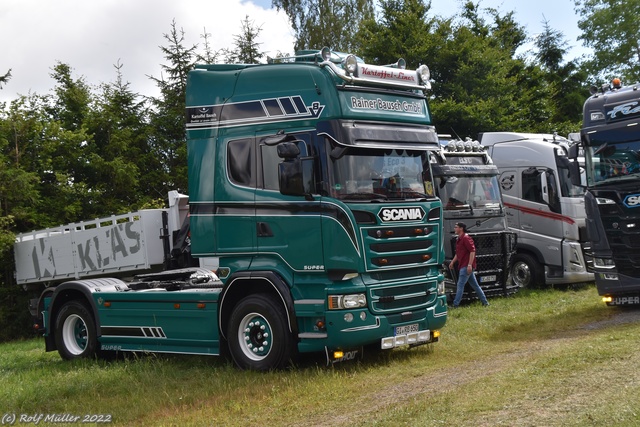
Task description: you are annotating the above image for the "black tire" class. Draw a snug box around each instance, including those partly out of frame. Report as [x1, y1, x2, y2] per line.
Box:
[227, 294, 295, 371]
[55, 300, 98, 360]
[511, 253, 543, 288]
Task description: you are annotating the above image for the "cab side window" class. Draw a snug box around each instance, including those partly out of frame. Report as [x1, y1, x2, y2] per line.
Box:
[522, 168, 543, 204]
[260, 133, 311, 191]
[228, 138, 255, 187]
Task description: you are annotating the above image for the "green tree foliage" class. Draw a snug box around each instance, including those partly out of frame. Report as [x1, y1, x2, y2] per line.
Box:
[227, 15, 265, 64]
[0, 69, 11, 89]
[429, 2, 547, 136]
[357, 0, 584, 136]
[83, 61, 158, 214]
[147, 20, 196, 195]
[574, 0, 640, 83]
[534, 19, 590, 131]
[357, 0, 437, 68]
[272, 0, 374, 52]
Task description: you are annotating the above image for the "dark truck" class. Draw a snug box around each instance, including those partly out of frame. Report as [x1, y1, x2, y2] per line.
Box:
[569, 79, 640, 305]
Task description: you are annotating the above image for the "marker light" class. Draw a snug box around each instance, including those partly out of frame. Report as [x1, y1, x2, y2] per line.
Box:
[612, 78, 622, 88]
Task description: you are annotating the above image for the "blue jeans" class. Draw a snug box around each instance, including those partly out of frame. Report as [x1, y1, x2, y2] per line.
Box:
[453, 267, 489, 307]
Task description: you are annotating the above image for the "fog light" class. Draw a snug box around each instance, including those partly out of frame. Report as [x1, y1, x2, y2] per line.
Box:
[334, 350, 344, 359]
[359, 311, 367, 321]
[344, 313, 354, 323]
[381, 337, 394, 349]
[602, 296, 613, 303]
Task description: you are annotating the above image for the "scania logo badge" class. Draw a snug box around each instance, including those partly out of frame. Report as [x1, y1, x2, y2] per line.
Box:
[623, 193, 640, 208]
[378, 206, 426, 222]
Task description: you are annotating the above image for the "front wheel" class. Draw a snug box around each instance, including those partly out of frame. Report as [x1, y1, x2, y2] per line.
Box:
[511, 253, 543, 288]
[227, 294, 296, 371]
[55, 300, 98, 360]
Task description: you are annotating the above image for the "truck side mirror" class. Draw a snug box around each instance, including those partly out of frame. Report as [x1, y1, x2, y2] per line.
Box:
[277, 141, 301, 159]
[568, 161, 584, 187]
[279, 157, 315, 197]
[568, 143, 579, 160]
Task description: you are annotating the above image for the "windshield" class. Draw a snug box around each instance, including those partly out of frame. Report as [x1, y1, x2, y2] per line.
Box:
[329, 148, 435, 201]
[438, 175, 502, 212]
[584, 129, 640, 186]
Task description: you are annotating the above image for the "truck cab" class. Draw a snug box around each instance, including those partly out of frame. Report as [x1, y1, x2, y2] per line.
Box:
[480, 132, 593, 288]
[431, 136, 517, 302]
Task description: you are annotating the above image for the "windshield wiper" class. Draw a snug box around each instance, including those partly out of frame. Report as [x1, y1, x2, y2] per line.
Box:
[342, 192, 388, 201]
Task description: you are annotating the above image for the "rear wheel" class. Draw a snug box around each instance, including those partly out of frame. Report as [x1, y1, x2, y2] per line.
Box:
[55, 301, 98, 360]
[511, 254, 543, 288]
[227, 294, 295, 371]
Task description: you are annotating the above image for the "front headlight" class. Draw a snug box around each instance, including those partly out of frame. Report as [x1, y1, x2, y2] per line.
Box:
[437, 279, 445, 296]
[328, 294, 367, 310]
[594, 257, 615, 269]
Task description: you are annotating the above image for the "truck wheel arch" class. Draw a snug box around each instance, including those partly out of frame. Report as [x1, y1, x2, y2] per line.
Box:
[48, 279, 128, 345]
[218, 271, 297, 342]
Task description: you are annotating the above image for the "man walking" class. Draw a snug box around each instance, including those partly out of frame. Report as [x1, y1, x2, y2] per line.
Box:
[449, 222, 489, 308]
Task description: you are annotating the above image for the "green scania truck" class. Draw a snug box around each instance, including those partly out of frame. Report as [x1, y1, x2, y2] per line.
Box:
[15, 48, 447, 370]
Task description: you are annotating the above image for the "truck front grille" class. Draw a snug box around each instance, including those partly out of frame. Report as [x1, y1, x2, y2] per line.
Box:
[449, 231, 518, 300]
[362, 224, 440, 272]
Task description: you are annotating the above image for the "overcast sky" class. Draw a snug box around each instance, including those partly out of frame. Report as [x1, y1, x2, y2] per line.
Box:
[0, 0, 588, 105]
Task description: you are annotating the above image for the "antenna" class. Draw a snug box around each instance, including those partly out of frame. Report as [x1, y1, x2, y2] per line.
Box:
[450, 128, 462, 141]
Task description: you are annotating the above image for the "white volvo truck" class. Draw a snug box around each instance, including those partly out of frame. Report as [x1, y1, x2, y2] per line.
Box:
[479, 132, 593, 287]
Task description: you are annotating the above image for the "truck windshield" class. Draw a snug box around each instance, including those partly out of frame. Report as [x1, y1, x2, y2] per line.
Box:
[584, 131, 640, 186]
[329, 148, 435, 201]
[439, 175, 502, 212]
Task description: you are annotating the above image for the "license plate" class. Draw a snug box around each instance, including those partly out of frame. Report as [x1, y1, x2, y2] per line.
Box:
[395, 323, 419, 336]
[480, 275, 497, 283]
[611, 296, 640, 305]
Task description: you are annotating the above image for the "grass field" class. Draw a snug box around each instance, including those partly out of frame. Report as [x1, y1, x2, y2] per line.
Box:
[2, 284, 639, 426]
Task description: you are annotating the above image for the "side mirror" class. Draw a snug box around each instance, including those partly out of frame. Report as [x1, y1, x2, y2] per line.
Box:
[279, 157, 315, 196]
[277, 141, 301, 159]
[568, 143, 579, 160]
[568, 161, 584, 187]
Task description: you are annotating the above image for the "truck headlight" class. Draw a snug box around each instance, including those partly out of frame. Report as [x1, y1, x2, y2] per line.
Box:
[437, 279, 445, 295]
[328, 294, 367, 310]
[594, 258, 615, 269]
